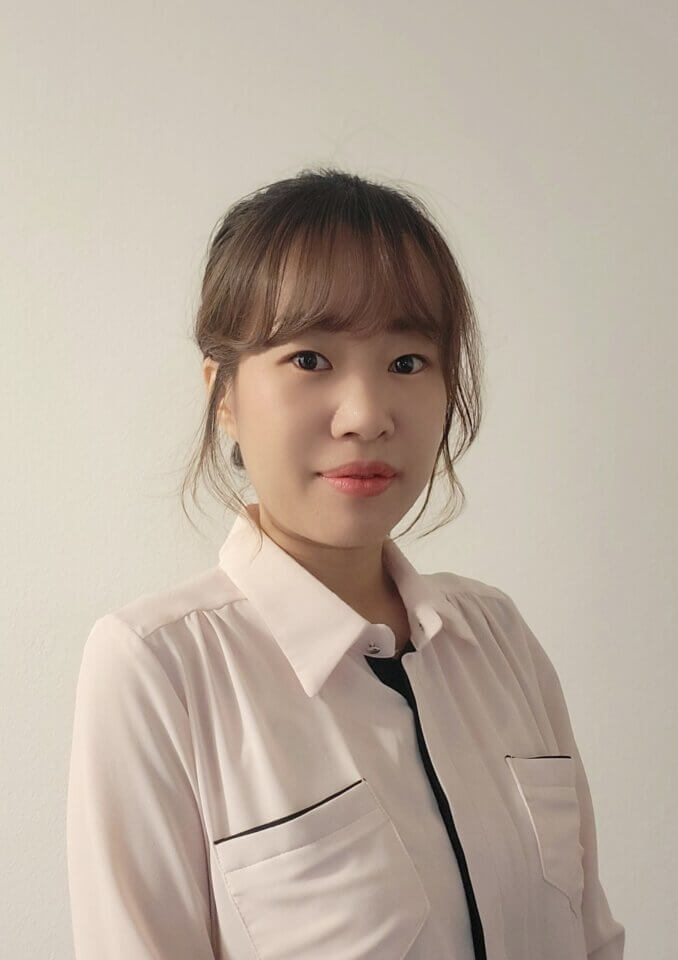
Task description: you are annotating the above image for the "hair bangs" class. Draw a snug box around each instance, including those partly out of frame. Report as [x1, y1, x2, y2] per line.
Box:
[250, 219, 444, 350]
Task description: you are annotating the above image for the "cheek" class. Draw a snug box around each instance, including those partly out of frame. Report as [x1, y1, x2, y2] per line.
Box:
[266, 386, 316, 429]
[240, 375, 287, 423]
[240, 381, 315, 449]
[430, 380, 449, 433]
[408, 382, 447, 433]
[413, 418, 446, 458]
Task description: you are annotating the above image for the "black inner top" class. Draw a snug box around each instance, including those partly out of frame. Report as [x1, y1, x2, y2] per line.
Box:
[363, 637, 487, 960]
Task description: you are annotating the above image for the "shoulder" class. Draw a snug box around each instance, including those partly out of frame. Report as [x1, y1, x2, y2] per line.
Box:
[104, 564, 244, 642]
[427, 568, 545, 666]
[80, 565, 246, 703]
[427, 568, 513, 605]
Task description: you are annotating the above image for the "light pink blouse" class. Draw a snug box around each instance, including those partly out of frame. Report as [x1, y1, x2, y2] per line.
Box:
[67, 505, 625, 959]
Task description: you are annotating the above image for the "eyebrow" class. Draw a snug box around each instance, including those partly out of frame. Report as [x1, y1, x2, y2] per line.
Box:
[300, 311, 439, 339]
[388, 314, 435, 334]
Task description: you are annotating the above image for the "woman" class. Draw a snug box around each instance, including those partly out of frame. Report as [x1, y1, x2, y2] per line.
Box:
[66, 167, 625, 959]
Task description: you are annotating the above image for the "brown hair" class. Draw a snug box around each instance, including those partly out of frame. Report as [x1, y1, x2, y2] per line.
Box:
[179, 166, 484, 549]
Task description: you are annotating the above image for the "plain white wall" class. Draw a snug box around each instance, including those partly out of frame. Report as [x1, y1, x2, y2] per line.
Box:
[2, 1, 675, 956]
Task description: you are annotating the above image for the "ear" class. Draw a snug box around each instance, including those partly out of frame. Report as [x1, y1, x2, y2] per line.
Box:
[202, 357, 238, 440]
[202, 356, 216, 391]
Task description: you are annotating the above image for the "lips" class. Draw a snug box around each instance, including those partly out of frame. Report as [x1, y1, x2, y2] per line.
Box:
[320, 460, 397, 479]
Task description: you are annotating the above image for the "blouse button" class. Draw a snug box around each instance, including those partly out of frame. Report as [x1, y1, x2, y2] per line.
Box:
[366, 641, 381, 654]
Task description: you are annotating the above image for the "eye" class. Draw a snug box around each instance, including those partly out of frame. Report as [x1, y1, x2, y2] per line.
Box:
[288, 351, 428, 374]
[289, 351, 331, 372]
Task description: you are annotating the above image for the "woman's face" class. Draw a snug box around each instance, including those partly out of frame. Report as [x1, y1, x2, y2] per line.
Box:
[206, 238, 448, 550]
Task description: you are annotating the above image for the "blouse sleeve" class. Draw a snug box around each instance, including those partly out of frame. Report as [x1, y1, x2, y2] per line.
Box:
[66, 614, 217, 959]
[502, 593, 626, 960]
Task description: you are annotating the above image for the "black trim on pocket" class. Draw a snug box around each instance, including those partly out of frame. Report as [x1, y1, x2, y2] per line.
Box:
[213, 777, 365, 846]
[505, 754, 572, 760]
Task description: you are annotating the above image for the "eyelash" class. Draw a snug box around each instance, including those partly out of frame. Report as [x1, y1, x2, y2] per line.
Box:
[288, 351, 429, 374]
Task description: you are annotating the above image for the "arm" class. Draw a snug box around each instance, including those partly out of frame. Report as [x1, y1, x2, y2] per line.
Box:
[66, 614, 217, 959]
[506, 595, 626, 960]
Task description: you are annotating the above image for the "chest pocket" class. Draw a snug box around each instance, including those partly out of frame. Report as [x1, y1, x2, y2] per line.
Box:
[505, 755, 585, 917]
[213, 777, 430, 960]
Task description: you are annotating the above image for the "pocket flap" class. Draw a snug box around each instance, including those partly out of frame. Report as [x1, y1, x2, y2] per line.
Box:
[215, 777, 380, 873]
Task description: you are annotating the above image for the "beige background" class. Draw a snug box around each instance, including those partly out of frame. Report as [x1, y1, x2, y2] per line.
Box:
[2, 2, 675, 957]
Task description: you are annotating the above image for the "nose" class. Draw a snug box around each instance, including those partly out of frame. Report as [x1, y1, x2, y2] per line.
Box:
[329, 382, 396, 440]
